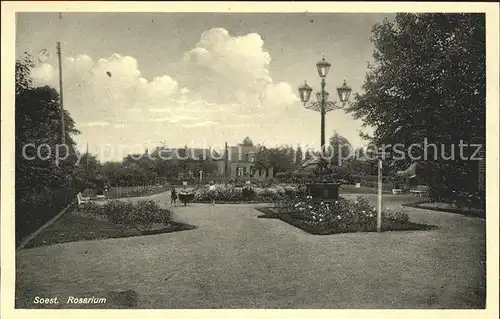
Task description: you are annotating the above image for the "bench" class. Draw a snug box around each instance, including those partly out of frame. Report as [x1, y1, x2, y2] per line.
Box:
[77, 192, 90, 205]
[392, 189, 404, 195]
[410, 185, 429, 197]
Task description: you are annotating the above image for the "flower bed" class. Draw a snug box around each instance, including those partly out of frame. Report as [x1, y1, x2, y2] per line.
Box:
[193, 184, 301, 203]
[79, 200, 172, 230]
[256, 196, 435, 235]
[25, 200, 196, 248]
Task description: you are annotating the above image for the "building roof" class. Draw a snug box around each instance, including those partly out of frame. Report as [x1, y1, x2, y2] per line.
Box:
[162, 148, 220, 160]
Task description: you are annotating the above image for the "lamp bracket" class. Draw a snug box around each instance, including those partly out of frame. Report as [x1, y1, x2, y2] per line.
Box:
[304, 101, 342, 113]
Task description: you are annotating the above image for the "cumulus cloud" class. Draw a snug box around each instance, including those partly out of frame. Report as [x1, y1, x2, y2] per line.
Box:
[31, 53, 180, 125]
[260, 82, 301, 115]
[31, 63, 56, 84]
[179, 28, 278, 105]
[28, 27, 302, 160]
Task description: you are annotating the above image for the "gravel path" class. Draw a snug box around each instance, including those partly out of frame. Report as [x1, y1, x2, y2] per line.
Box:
[15, 192, 486, 308]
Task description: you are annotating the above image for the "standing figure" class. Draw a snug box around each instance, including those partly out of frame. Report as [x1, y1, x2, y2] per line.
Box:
[171, 188, 178, 206]
[209, 181, 216, 206]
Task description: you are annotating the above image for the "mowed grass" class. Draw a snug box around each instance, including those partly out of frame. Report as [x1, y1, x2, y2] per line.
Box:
[24, 207, 196, 249]
[340, 184, 392, 194]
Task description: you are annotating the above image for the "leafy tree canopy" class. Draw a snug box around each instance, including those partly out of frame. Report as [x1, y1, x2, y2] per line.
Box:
[345, 13, 485, 197]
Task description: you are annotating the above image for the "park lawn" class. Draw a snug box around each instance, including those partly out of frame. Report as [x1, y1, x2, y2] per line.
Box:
[340, 184, 392, 194]
[24, 208, 196, 249]
[404, 201, 485, 219]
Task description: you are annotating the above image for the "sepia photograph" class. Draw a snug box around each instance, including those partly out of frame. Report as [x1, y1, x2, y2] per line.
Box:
[2, 1, 499, 315]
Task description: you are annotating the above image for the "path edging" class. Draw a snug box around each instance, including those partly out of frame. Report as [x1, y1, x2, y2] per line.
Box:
[402, 202, 485, 219]
[17, 202, 74, 250]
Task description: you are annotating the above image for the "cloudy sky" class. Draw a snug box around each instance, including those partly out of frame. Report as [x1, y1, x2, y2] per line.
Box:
[16, 12, 394, 161]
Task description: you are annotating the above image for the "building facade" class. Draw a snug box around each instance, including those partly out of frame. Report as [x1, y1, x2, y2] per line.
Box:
[162, 144, 274, 180]
[225, 143, 274, 179]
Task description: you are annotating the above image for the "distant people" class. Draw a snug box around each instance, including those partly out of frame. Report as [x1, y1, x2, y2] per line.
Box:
[171, 188, 177, 206]
[209, 181, 216, 206]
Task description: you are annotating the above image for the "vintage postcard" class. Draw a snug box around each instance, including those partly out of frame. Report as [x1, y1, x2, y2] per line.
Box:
[1, 1, 499, 318]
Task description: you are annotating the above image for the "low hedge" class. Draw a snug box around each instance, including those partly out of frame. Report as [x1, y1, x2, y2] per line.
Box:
[79, 200, 171, 230]
[193, 185, 301, 203]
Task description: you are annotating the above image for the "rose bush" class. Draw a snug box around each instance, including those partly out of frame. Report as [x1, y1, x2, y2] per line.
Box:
[276, 195, 413, 233]
[193, 184, 299, 202]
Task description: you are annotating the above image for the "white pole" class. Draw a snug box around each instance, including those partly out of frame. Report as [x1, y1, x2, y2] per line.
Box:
[377, 158, 383, 232]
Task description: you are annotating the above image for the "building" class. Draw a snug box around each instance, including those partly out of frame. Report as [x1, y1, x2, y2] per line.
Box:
[160, 144, 274, 180]
[224, 143, 274, 179]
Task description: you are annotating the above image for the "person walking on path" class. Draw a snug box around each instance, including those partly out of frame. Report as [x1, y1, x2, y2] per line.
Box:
[171, 188, 178, 206]
[209, 181, 216, 206]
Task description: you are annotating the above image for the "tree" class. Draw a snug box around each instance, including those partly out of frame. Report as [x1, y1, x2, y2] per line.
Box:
[295, 145, 303, 167]
[15, 53, 81, 240]
[327, 132, 352, 166]
[346, 13, 485, 200]
[304, 148, 313, 161]
[255, 145, 295, 174]
[16, 53, 80, 195]
[355, 147, 366, 159]
[72, 153, 104, 190]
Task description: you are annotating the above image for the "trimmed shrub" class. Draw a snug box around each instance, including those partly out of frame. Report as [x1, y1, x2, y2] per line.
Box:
[134, 200, 171, 228]
[193, 184, 298, 202]
[93, 200, 171, 229]
[79, 202, 102, 216]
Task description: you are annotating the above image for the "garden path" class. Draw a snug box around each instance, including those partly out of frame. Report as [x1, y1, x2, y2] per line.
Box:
[15, 192, 485, 308]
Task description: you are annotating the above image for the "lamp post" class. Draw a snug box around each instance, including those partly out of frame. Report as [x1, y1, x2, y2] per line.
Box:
[297, 56, 352, 201]
[298, 56, 352, 154]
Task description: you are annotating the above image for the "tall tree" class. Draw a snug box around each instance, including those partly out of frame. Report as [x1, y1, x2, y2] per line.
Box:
[295, 145, 303, 167]
[346, 13, 485, 199]
[16, 53, 80, 195]
[255, 145, 295, 174]
[327, 132, 352, 166]
[304, 148, 313, 161]
[15, 53, 81, 240]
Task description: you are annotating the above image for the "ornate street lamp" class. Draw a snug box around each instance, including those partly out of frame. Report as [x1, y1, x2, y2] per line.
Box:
[298, 81, 313, 105]
[316, 56, 331, 78]
[298, 56, 352, 200]
[337, 80, 352, 103]
[298, 56, 352, 151]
